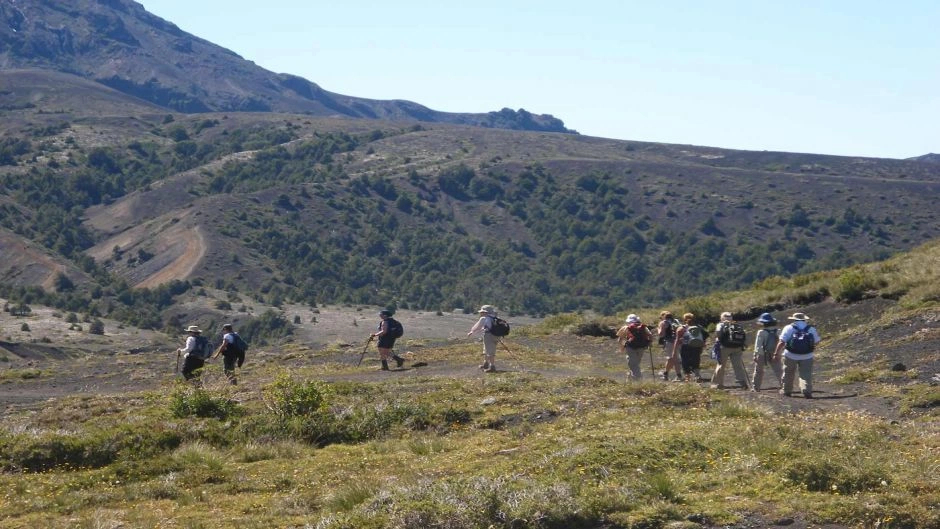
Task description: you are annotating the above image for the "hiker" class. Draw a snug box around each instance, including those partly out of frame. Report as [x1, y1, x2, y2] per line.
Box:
[212, 323, 245, 385]
[672, 312, 708, 381]
[467, 304, 499, 373]
[617, 314, 653, 380]
[751, 313, 782, 392]
[711, 311, 749, 389]
[371, 310, 405, 371]
[657, 311, 682, 381]
[774, 312, 822, 398]
[177, 325, 210, 381]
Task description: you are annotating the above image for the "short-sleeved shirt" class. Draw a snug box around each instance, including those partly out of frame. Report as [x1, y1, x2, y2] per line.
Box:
[779, 322, 821, 360]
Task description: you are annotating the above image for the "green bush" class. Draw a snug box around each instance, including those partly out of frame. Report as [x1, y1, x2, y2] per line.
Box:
[169, 386, 240, 419]
[833, 268, 884, 302]
[264, 372, 328, 418]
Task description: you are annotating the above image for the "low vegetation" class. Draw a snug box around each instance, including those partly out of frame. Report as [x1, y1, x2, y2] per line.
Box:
[0, 364, 935, 528]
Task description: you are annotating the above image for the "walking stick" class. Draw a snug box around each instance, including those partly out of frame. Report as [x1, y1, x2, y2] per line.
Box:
[356, 336, 374, 367]
[648, 345, 655, 376]
[495, 337, 513, 355]
[175, 349, 181, 374]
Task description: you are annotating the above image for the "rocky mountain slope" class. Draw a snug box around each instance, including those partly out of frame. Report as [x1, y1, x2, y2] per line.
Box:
[0, 0, 571, 132]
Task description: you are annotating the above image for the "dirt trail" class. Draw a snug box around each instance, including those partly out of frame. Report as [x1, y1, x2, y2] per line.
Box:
[135, 226, 206, 288]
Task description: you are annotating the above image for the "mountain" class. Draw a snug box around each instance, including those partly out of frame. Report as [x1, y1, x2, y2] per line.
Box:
[0, 0, 572, 133]
[910, 153, 940, 163]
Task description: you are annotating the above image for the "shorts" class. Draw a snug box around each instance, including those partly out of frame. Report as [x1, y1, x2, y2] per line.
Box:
[377, 336, 397, 349]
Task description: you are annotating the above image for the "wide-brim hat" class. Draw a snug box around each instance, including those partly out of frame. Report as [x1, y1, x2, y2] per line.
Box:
[478, 305, 496, 315]
[720, 312, 733, 321]
[757, 313, 777, 324]
[787, 313, 809, 321]
[625, 314, 640, 324]
[185, 325, 202, 333]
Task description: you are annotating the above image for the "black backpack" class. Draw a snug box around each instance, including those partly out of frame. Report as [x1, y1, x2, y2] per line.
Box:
[192, 335, 211, 360]
[386, 318, 404, 339]
[489, 317, 510, 337]
[719, 322, 747, 348]
[230, 332, 248, 355]
[659, 317, 678, 344]
[786, 325, 816, 355]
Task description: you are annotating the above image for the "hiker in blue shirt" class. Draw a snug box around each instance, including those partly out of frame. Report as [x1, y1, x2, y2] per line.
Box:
[774, 312, 822, 398]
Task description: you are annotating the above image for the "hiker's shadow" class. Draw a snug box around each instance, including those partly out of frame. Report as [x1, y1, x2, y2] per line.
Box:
[807, 390, 859, 400]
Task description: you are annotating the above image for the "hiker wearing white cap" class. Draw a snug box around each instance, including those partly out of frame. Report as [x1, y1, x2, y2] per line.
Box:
[467, 305, 499, 372]
[711, 311, 749, 390]
[617, 314, 652, 380]
[773, 312, 822, 398]
[177, 325, 210, 381]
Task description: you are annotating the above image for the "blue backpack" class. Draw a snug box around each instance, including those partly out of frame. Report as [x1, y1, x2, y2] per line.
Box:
[786, 325, 816, 355]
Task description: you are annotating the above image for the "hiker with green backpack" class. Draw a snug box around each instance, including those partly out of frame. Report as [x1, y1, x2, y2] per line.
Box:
[710, 311, 749, 390]
[750, 313, 782, 392]
[672, 312, 709, 382]
[372, 309, 406, 371]
[617, 314, 653, 381]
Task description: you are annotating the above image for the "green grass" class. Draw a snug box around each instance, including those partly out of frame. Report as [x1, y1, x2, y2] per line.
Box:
[0, 365, 936, 529]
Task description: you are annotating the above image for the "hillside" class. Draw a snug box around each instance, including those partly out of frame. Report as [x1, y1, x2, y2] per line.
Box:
[0, 0, 571, 132]
[3, 79, 940, 322]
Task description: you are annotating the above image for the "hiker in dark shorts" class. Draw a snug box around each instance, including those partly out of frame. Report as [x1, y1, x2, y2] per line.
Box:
[657, 311, 682, 381]
[672, 313, 708, 382]
[372, 310, 405, 371]
[177, 325, 208, 381]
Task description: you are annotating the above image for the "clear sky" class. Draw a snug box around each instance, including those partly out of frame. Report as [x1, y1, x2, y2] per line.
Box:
[140, 1, 939, 159]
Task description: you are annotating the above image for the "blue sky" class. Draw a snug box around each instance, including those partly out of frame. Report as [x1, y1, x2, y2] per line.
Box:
[140, 1, 939, 159]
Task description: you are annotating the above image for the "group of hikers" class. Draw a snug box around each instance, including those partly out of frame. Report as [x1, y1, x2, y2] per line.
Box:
[617, 310, 821, 398]
[174, 306, 820, 399]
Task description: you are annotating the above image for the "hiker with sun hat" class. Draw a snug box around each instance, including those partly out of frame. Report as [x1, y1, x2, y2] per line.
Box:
[774, 312, 822, 398]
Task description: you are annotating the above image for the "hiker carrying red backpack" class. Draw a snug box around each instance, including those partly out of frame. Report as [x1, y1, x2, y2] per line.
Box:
[617, 314, 653, 381]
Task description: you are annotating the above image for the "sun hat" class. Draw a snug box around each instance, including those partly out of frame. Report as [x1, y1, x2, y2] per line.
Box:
[787, 312, 809, 321]
[757, 313, 777, 325]
[478, 305, 497, 315]
[185, 325, 202, 333]
[625, 314, 640, 324]
[379, 309, 392, 317]
[720, 312, 733, 321]
[222, 323, 233, 330]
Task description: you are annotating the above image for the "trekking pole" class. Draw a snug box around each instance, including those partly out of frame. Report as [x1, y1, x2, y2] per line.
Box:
[175, 349, 180, 374]
[496, 337, 513, 355]
[356, 336, 374, 367]
[648, 345, 655, 376]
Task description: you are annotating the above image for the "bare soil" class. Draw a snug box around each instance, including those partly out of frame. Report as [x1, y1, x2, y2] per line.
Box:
[0, 296, 937, 423]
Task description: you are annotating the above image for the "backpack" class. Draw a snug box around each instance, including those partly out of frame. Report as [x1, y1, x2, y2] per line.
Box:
[683, 325, 705, 348]
[489, 316, 510, 337]
[625, 323, 651, 348]
[192, 335, 211, 360]
[386, 318, 404, 339]
[230, 332, 248, 367]
[760, 328, 779, 353]
[786, 325, 816, 355]
[659, 317, 678, 344]
[719, 322, 747, 348]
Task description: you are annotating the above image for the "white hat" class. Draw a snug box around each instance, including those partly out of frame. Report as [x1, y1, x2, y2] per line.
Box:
[185, 325, 202, 333]
[787, 312, 809, 321]
[720, 312, 733, 321]
[478, 305, 497, 315]
[625, 314, 640, 324]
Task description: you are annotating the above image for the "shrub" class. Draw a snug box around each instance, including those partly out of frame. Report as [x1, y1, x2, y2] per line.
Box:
[169, 386, 239, 419]
[834, 268, 885, 302]
[264, 372, 328, 418]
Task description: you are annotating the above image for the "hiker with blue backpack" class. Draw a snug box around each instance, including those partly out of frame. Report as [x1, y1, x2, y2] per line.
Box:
[774, 312, 822, 398]
[751, 313, 782, 392]
[212, 323, 248, 385]
[372, 309, 405, 371]
[710, 312, 749, 390]
[176, 325, 211, 381]
[672, 313, 709, 382]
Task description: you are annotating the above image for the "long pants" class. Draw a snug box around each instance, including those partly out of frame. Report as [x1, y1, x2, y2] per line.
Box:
[781, 356, 814, 396]
[752, 352, 783, 391]
[625, 346, 645, 380]
[712, 348, 749, 388]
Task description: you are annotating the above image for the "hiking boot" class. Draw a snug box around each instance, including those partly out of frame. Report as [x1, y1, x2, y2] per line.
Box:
[484, 365, 496, 373]
[479, 362, 490, 371]
[392, 355, 405, 368]
[381, 360, 389, 371]
[803, 391, 813, 399]
[779, 390, 791, 397]
[661, 371, 669, 381]
[710, 384, 725, 390]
